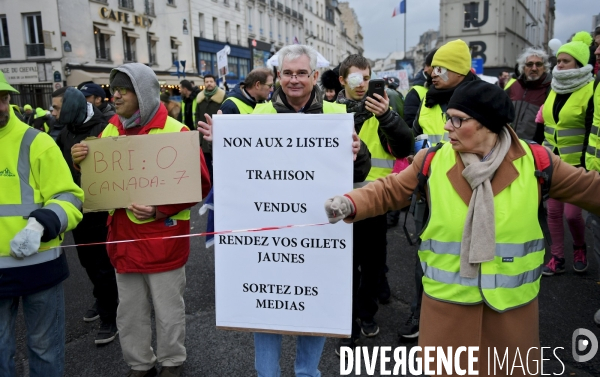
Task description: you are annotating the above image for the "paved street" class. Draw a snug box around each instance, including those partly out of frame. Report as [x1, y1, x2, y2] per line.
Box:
[13, 204, 600, 376]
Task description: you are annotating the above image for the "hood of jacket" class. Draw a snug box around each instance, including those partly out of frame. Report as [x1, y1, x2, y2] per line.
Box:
[58, 87, 87, 129]
[229, 85, 257, 108]
[67, 105, 106, 134]
[270, 86, 325, 114]
[109, 63, 160, 127]
[412, 69, 427, 87]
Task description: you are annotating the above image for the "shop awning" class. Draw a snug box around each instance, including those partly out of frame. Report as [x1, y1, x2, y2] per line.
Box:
[94, 25, 115, 36]
[66, 69, 112, 86]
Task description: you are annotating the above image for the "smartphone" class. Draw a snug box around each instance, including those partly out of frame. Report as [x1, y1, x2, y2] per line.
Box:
[366, 79, 385, 100]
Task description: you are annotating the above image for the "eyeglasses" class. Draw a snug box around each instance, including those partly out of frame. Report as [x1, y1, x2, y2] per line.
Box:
[445, 113, 474, 129]
[280, 70, 315, 80]
[525, 61, 544, 68]
[111, 87, 129, 95]
[263, 83, 275, 88]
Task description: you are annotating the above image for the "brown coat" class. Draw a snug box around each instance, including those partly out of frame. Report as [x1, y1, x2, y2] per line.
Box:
[345, 126, 600, 376]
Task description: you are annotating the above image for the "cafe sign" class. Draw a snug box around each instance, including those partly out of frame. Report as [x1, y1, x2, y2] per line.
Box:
[99, 7, 153, 27]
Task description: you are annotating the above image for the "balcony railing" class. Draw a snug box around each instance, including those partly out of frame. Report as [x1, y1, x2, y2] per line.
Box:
[26, 43, 45, 57]
[0, 45, 10, 59]
[119, 0, 134, 9]
[144, 1, 156, 16]
[96, 47, 111, 60]
[124, 50, 137, 62]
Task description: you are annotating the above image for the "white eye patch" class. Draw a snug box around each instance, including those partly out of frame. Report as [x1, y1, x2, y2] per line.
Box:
[433, 66, 449, 82]
[347, 72, 364, 89]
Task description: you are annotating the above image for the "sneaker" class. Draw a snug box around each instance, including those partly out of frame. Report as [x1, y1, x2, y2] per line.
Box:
[378, 275, 391, 304]
[126, 367, 157, 377]
[159, 366, 182, 377]
[398, 312, 420, 339]
[542, 256, 566, 276]
[360, 319, 379, 337]
[573, 244, 588, 273]
[95, 321, 118, 345]
[84, 301, 100, 322]
[335, 337, 359, 357]
[594, 309, 600, 327]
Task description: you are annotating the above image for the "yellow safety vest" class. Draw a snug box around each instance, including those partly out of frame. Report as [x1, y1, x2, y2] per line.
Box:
[0, 107, 84, 267]
[411, 85, 427, 101]
[357, 116, 396, 183]
[418, 101, 448, 145]
[223, 97, 255, 114]
[420, 141, 544, 312]
[252, 100, 346, 114]
[543, 82, 594, 166]
[504, 78, 517, 90]
[586, 81, 600, 172]
[181, 99, 197, 129]
[102, 117, 191, 224]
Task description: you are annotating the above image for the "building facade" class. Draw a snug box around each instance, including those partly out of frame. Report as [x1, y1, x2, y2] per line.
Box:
[0, 0, 64, 109]
[438, 0, 555, 76]
[304, 0, 337, 66]
[337, 1, 364, 62]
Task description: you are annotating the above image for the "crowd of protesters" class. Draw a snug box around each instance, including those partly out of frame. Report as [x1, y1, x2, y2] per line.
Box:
[3, 24, 600, 377]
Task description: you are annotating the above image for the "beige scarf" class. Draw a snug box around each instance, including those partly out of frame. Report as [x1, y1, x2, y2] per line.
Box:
[459, 127, 511, 278]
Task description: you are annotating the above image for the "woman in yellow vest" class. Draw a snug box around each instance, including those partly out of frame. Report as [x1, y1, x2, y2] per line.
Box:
[541, 31, 596, 276]
[325, 81, 600, 375]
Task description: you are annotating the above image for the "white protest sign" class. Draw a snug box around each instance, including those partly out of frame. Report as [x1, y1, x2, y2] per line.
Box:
[80, 131, 202, 211]
[213, 114, 354, 337]
[216, 45, 230, 78]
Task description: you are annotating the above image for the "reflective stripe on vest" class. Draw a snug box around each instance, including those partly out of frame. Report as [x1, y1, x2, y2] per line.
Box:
[419, 141, 544, 312]
[585, 82, 600, 172]
[252, 100, 347, 114]
[418, 101, 448, 146]
[0, 247, 62, 268]
[543, 82, 594, 165]
[103, 118, 191, 224]
[358, 116, 396, 181]
[224, 97, 255, 114]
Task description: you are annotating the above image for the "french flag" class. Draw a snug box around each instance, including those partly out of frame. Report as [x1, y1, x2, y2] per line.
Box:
[392, 0, 406, 17]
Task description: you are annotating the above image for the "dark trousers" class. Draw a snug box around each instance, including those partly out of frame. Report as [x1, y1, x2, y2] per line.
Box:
[351, 214, 387, 338]
[411, 252, 424, 316]
[71, 212, 118, 323]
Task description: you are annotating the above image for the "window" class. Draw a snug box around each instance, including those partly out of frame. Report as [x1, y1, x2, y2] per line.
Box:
[269, 17, 274, 39]
[247, 7, 253, 33]
[170, 37, 181, 65]
[200, 51, 217, 75]
[199, 13, 205, 37]
[94, 24, 114, 61]
[259, 11, 264, 36]
[225, 21, 230, 43]
[167, 0, 175, 5]
[278, 19, 282, 41]
[147, 32, 158, 65]
[0, 15, 10, 59]
[144, 0, 155, 16]
[119, 0, 134, 9]
[122, 29, 138, 62]
[226, 55, 250, 81]
[24, 13, 44, 57]
[464, 2, 479, 28]
[212, 17, 218, 40]
[236, 25, 241, 44]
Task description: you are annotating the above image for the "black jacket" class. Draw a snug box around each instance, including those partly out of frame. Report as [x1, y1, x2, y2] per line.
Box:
[182, 87, 201, 130]
[404, 70, 427, 128]
[98, 101, 116, 123]
[270, 86, 371, 183]
[219, 85, 257, 114]
[56, 106, 107, 187]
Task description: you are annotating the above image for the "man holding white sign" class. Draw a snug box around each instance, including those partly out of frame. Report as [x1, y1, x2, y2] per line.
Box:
[71, 63, 211, 377]
[199, 44, 369, 377]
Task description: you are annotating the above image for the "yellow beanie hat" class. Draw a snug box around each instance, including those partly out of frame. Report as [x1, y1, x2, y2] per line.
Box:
[432, 39, 472, 75]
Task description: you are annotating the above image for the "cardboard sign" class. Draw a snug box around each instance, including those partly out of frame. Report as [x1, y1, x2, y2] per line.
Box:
[213, 114, 354, 337]
[80, 131, 203, 211]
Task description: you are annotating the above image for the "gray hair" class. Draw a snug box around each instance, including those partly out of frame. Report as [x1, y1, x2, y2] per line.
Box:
[277, 44, 318, 71]
[517, 48, 550, 73]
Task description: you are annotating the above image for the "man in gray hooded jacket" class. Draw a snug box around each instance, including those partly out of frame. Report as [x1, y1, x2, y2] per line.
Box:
[70, 63, 211, 377]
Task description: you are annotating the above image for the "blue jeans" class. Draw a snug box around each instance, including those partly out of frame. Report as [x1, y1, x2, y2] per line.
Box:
[253, 333, 325, 377]
[0, 283, 65, 377]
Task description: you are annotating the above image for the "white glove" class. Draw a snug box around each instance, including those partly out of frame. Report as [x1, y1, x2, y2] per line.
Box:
[324, 196, 355, 224]
[10, 217, 45, 259]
